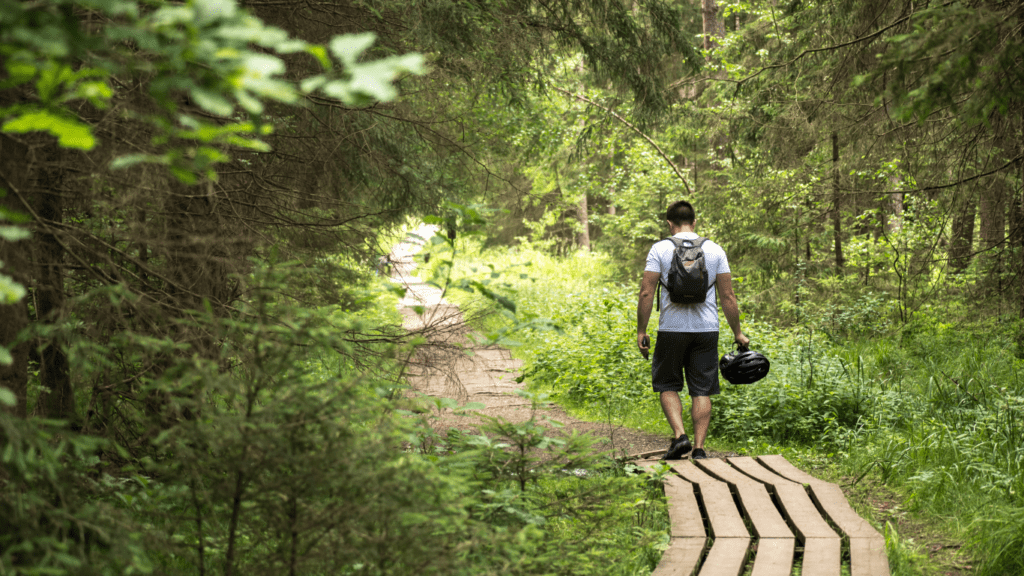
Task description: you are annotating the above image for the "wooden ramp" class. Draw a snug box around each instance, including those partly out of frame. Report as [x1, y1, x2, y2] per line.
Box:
[637, 456, 890, 576]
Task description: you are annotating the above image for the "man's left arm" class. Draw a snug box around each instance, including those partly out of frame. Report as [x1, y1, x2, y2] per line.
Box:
[717, 273, 750, 347]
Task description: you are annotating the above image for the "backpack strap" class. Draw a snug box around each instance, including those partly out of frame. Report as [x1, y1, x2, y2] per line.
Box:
[655, 237, 683, 312]
[694, 237, 718, 290]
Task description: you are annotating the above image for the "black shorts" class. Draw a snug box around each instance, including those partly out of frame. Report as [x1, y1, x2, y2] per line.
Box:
[651, 331, 720, 396]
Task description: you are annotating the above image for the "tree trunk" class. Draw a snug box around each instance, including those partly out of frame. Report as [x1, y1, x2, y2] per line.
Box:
[980, 179, 1006, 285]
[577, 194, 590, 251]
[0, 135, 30, 417]
[948, 192, 977, 273]
[832, 132, 844, 272]
[33, 147, 77, 422]
[701, 0, 725, 51]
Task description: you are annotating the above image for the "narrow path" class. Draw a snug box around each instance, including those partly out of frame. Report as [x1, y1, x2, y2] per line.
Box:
[388, 225, 667, 456]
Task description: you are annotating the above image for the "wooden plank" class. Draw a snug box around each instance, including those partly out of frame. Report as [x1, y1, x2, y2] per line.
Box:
[802, 537, 842, 576]
[695, 459, 793, 539]
[651, 537, 705, 576]
[849, 537, 890, 576]
[755, 457, 889, 576]
[671, 461, 750, 539]
[727, 456, 799, 486]
[808, 482, 883, 538]
[773, 484, 839, 541]
[726, 457, 838, 541]
[664, 474, 707, 538]
[753, 455, 882, 537]
[756, 454, 825, 486]
[698, 538, 750, 576]
[694, 458, 765, 487]
[750, 538, 795, 576]
[672, 459, 728, 484]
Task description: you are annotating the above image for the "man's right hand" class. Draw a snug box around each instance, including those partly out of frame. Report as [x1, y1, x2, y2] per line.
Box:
[637, 333, 650, 360]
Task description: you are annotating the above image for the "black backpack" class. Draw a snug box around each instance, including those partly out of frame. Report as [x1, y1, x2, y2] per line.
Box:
[657, 236, 713, 310]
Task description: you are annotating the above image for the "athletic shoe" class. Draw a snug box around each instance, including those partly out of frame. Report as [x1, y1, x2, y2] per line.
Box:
[660, 435, 692, 460]
[691, 448, 708, 460]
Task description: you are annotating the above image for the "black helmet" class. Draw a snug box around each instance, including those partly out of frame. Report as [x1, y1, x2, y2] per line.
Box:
[720, 345, 770, 384]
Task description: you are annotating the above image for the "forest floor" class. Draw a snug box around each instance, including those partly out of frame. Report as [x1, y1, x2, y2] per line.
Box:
[388, 227, 971, 575]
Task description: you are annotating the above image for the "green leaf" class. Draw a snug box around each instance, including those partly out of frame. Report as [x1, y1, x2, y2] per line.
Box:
[193, 0, 237, 25]
[0, 226, 30, 241]
[300, 75, 327, 93]
[190, 88, 234, 116]
[110, 154, 167, 170]
[306, 45, 332, 70]
[169, 167, 198, 184]
[2, 110, 95, 150]
[4, 60, 36, 86]
[329, 33, 377, 67]
[0, 208, 30, 224]
[0, 272, 27, 304]
[0, 385, 15, 404]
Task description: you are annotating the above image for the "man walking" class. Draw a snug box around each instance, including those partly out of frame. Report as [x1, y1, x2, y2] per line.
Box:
[636, 200, 749, 460]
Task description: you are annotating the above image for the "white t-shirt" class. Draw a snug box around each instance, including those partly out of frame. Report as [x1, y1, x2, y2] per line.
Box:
[645, 232, 730, 333]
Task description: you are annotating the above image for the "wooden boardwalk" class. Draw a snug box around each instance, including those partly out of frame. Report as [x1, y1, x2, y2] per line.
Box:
[638, 455, 889, 576]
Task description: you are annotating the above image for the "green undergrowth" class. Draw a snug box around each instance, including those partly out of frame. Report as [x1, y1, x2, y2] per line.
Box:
[433, 239, 1024, 576]
[2, 260, 668, 576]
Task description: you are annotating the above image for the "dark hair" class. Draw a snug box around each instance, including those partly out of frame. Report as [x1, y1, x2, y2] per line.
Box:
[666, 200, 695, 226]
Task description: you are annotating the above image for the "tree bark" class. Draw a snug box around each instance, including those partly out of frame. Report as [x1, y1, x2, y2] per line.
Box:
[701, 0, 725, 51]
[33, 147, 76, 422]
[577, 194, 590, 251]
[979, 179, 1006, 284]
[832, 132, 844, 272]
[0, 134, 31, 417]
[948, 192, 977, 273]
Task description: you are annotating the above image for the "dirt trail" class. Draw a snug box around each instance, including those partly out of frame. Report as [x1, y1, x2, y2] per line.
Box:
[389, 226, 667, 457]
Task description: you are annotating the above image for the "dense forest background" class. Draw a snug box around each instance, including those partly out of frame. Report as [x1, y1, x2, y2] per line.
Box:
[2, 0, 1023, 574]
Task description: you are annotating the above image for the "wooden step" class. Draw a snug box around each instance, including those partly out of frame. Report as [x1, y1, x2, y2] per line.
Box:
[695, 459, 794, 538]
[671, 461, 750, 539]
[751, 538, 795, 576]
[757, 455, 890, 576]
[699, 537, 750, 576]
[695, 459, 794, 576]
[651, 537, 704, 576]
[637, 460, 706, 576]
[727, 456, 841, 576]
[670, 461, 750, 576]
[664, 473, 707, 538]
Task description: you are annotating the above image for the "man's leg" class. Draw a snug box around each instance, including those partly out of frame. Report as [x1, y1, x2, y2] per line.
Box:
[660, 391, 687, 439]
[690, 395, 712, 449]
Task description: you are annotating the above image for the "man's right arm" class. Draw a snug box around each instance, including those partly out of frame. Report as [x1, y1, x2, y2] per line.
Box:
[637, 271, 660, 353]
